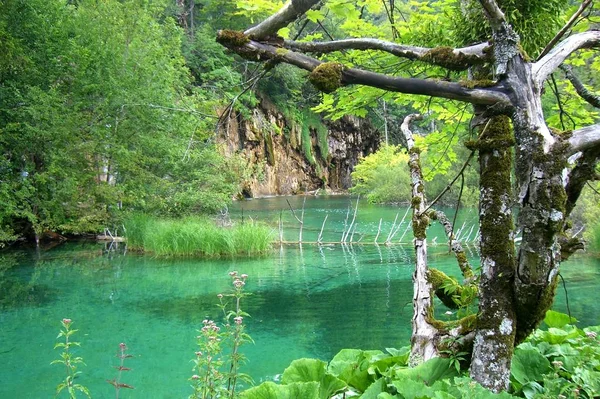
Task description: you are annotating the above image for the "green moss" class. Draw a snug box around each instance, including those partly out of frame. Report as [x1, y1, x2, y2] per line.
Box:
[459, 79, 496, 89]
[422, 47, 479, 71]
[309, 62, 344, 93]
[216, 29, 250, 47]
[409, 146, 422, 155]
[412, 213, 430, 240]
[275, 47, 289, 57]
[264, 131, 275, 166]
[411, 196, 422, 208]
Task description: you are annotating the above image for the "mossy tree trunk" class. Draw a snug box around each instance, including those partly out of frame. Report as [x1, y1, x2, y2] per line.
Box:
[469, 115, 517, 392]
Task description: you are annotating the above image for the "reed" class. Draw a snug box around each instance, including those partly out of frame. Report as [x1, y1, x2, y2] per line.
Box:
[124, 214, 274, 257]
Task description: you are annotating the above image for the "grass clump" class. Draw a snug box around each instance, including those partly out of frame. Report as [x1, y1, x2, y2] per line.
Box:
[124, 214, 274, 257]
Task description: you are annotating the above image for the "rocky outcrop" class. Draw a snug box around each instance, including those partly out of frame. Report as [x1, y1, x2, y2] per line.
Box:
[218, 96, 379, 197]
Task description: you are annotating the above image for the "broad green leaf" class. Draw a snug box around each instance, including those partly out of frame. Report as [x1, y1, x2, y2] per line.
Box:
[281, 358, 347, 399]
[544, 310, 577, 328]
[239, 381, 319, 399]
[392, 357, 458, 384]
[328, 349, 383, 392]
[510, 348, 551, 386]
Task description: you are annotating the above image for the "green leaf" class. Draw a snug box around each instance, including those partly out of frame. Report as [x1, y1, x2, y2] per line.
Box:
[360, 377, 386, 399]
[239, 381, 319, 399]
[544, 310, 577, 328]
[281, 358, 346, 399]
[328, 349, 383, 392]
[392, 357, 458, 385]
[510, 348, 552, 387]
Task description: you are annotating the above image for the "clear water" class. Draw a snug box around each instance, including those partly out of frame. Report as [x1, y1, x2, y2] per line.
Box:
[0, 196, 598, 398]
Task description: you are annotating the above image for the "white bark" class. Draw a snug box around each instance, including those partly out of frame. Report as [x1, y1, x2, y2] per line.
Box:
[569, 123, 600, 154]
[244, 0, 319, 39]
[533, 30, 600, 86]
[401, 115, 440, 364]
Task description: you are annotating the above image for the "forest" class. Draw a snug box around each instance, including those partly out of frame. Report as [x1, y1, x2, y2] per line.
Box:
[2, 0, 600, 398]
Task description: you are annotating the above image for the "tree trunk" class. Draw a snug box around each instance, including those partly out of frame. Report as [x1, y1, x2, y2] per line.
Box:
[469, 115, 517, 392]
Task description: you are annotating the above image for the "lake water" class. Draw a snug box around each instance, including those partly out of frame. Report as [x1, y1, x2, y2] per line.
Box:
[1, 196, 598, 398]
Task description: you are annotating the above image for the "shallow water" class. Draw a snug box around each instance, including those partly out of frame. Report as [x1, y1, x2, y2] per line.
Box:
[0, 196, 598, 398]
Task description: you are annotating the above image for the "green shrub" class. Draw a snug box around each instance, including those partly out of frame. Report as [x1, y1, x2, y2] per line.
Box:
[350, 145, 412, 204]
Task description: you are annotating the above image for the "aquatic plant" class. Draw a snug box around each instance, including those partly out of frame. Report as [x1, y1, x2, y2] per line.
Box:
[106, 343, 134, 398]
[51, 319, 91, 398]
[190, 271, 253, 399]
[124, 215, 274, 257]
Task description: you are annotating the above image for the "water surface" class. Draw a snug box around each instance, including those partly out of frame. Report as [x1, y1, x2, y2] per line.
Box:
[0, 196, 598, 398]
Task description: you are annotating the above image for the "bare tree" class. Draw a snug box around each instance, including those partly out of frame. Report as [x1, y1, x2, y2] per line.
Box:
[216, 0, 600, 391]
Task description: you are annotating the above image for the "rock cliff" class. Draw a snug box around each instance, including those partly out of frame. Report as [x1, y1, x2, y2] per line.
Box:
[219, 96, 379, 197]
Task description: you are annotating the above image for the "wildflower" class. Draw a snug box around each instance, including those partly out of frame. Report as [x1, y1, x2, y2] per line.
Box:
[552, 360, 563, 369]
[229, 271, 238, 277]
[217, 293, 223, 299]
[585, 331, 597, 339]
[234, 316, 243, 325]
[119, 343, 127, 350]
[62, 318, 72, 325]
[191, 374, 200, 380]
[233, 279, 245, 288]
[195, 351, 202, 357]
[241, 274, 248, 279]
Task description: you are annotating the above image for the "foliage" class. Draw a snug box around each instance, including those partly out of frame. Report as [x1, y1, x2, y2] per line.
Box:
[350, 145, 412, 204]
[0, 0, 245, 243]
[351, 142, 479, 207]
[124, 214, 274, 257]
[237, 312, 600, 399]
[51, 319, 90, 398]
[190, 271, 253, 399]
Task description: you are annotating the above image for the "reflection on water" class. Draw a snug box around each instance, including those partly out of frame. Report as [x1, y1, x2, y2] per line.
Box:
[0, 197, 598, 397]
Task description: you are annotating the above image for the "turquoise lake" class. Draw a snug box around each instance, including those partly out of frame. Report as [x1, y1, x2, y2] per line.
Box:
[1, 196, 598, 398]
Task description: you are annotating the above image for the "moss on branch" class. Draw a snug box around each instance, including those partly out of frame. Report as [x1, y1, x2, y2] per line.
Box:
[216, 29, 250, 47]
[308, 62, 344, 93]
[422, 46, 481, 71]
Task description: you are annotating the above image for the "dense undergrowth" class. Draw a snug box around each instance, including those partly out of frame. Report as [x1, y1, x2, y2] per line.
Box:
[124, 214, 274, 257]
[241, 310, 600, 399]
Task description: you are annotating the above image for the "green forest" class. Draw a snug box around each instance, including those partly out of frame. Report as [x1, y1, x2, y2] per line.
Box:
[3, 0, 600, 398]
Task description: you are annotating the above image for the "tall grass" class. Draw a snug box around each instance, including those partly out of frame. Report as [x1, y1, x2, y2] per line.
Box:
[124, 214, 274, 257]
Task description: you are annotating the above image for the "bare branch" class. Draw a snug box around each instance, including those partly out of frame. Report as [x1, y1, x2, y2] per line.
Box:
[533, 30, 600, 85]
[430, 210, 474, 281]
[244, 0, 320, 39]
[477, 0, 506, 31]
[565, 147, 600, 217]
[537, 0, 593, 61]
[285, 39, 491, 70]
[569, 123, 600, 154]
[561, 64, 600, 109]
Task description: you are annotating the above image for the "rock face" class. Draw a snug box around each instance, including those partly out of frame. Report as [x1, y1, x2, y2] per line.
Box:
[219, 96, 379, 197]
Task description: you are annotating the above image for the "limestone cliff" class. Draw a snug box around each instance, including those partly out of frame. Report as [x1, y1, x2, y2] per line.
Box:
[219, 96, 379, 197]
